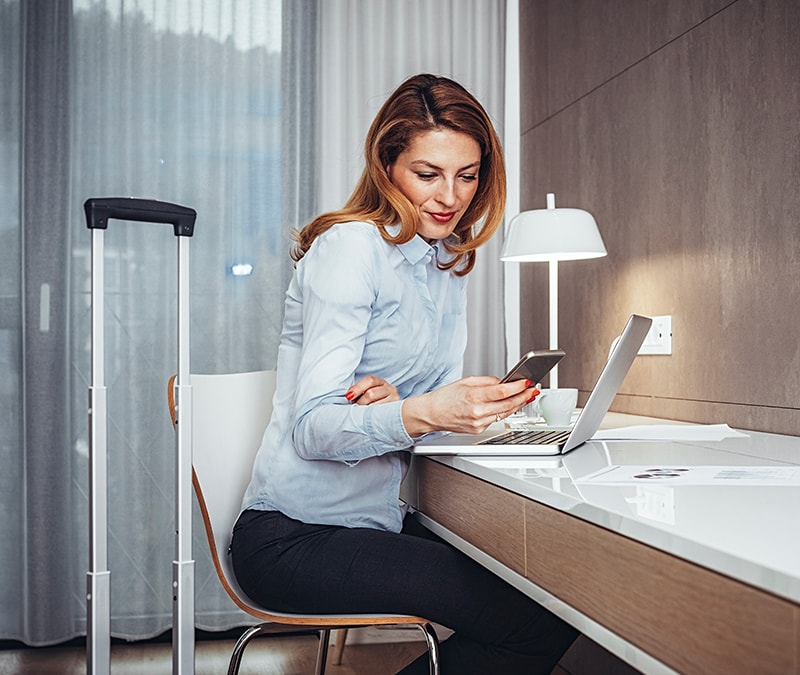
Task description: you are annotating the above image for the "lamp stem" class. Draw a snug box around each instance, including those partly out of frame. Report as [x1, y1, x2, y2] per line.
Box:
[549, 259, 559, 388]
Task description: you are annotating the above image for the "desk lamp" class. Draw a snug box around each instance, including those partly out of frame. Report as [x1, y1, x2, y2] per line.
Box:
[501, 193, 606, 388]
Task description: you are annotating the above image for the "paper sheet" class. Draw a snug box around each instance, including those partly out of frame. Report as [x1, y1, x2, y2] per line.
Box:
[591, 423, 748, 442]
[576, 465, 800, 486]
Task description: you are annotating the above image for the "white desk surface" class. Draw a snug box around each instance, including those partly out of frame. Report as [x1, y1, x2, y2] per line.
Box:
[424, 412, 800, 607]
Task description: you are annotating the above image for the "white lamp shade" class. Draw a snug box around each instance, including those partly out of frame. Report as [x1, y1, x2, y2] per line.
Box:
[501, 196, 607, 262]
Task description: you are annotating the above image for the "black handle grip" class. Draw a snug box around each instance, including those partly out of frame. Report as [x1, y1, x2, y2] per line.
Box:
[84, 197, 196, 237]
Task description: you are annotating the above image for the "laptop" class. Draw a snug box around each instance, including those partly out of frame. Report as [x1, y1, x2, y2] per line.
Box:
[413, 314, 652, 456]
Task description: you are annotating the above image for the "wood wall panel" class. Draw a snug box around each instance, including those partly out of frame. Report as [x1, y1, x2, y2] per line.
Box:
[518, 0, 800, 435]
[520, 0, 731, 129]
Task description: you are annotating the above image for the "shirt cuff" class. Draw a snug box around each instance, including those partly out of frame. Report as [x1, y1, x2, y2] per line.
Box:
[365, 399, 415, 449]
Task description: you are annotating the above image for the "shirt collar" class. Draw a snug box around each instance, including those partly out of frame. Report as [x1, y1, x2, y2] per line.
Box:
[387, 223, 435, 265]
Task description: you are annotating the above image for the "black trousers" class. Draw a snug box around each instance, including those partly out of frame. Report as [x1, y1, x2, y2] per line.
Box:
[231, 509, 578, 675]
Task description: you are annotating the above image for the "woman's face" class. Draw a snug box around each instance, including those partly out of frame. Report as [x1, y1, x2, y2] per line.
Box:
[387, 128, 481, 243]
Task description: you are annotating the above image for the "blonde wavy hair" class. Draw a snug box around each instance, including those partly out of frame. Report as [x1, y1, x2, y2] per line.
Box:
[292, 74, 506, 276]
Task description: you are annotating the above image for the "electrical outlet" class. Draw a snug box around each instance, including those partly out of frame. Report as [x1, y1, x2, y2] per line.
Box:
[639, 315, 672, 355]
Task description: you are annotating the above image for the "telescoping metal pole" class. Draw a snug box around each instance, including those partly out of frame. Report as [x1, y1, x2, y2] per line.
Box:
[173, 232, 194, 675]
[87, 224, 110, 675]
[84, 198, 197, 675]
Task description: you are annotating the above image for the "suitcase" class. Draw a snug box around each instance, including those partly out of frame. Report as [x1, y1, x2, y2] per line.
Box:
[84, 197, 197, 675]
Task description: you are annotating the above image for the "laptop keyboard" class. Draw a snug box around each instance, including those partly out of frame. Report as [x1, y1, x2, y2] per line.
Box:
[479, 429, 572, 446]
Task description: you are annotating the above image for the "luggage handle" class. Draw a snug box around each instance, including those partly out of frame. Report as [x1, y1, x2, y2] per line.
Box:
[84, 197, 196, 237]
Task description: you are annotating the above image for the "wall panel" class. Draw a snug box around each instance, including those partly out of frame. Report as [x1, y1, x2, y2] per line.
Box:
[518, 0, 800, 434]
[520, 0, 732, 129]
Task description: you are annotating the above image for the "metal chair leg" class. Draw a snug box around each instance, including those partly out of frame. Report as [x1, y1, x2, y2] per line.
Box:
[314, 628, 332, 675]
[227, 622, 435, 675]
[330, 628, 348, 665]
[416, 623, 440, 675]
[227, 624, 267, 675]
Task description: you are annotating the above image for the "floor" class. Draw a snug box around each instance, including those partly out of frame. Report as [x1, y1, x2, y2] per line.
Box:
[0, 632, 426, 675]
[0, 630, 641, 674]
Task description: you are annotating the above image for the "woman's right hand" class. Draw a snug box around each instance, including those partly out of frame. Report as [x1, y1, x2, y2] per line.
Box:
[401, 376, 539, 438]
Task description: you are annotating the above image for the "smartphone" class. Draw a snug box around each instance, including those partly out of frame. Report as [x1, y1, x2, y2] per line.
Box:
[500, 349, 565, 384]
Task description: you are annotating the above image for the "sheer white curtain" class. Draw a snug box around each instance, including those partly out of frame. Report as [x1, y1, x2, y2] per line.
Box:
[317, 0, 508, 378]
[2, 0, 312, 645]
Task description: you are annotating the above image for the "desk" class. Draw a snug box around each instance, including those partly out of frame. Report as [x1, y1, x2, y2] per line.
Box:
[403, 414, 800, 674]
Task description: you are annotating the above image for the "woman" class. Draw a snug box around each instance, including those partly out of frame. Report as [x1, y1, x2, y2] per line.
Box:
[232, 74, 578, 674]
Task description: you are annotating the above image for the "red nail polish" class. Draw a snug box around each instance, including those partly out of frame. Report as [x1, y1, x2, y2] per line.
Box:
[525, 379, 532, 388]
[345, 391, 355, 401]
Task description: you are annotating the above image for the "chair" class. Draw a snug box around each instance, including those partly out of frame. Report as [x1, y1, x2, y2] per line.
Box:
[167, 371, 440, 675]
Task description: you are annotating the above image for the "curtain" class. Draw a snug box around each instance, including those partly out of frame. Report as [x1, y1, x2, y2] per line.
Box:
[1, 0, 505, 647]
[317, 0, 507, 378]
[2, 0, 308, 644]
[0, 0, 26, 644]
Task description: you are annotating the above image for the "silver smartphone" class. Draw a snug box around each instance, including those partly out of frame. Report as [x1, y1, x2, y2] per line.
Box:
[500, 349, 565, 384]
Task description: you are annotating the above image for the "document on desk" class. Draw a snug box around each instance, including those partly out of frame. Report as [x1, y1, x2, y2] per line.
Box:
[591, 423, 748, 442]
[576, 465, 800, 486]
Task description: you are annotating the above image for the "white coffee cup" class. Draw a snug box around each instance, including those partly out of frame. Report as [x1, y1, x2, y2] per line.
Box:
[534, 388, 578, 426]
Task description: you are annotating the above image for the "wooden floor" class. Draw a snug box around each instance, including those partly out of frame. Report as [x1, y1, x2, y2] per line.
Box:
[0, 630, 641, 674]
[0, 632, 426, 675]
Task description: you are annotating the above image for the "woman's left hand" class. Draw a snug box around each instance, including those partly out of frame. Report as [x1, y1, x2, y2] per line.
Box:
[346, 376, 400, 405]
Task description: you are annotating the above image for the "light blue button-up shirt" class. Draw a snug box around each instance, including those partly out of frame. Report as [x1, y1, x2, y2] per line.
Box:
[241, 221, 468, 532]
